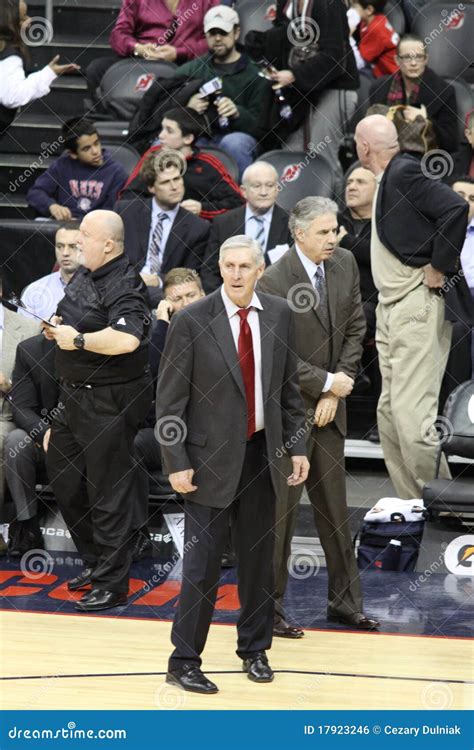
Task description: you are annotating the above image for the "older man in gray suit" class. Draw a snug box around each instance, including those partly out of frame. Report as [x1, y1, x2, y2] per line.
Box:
[258, 197, 379, 635]
[156, 235, 309, 694]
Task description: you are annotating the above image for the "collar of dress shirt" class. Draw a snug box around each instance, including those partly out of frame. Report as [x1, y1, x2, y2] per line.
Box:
[151, 200, 179, 224]
[295, 243, 325, 281]
[468, 218, 474, 234]
[0, 304, 3, 330]
[220, 286, 264, 318]
[245, 204, 274, 227]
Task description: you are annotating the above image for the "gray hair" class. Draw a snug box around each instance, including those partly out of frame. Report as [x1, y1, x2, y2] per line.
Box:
[241, 161, 279, 186]
[219, 235, 265, 266]
[288, 196, 338, 238]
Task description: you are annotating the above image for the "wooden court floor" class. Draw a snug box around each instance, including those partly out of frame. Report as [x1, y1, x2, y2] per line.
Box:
[1, 611, 472, 710]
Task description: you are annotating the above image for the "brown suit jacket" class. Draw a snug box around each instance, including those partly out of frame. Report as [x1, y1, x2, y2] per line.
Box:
[257, 245, 365, 435]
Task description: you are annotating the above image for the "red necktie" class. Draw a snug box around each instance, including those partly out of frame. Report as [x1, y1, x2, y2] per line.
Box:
[237, 308, 256, 439]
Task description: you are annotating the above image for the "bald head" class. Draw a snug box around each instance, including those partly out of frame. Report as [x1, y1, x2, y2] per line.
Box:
[355, 115, 400, 174]
[241, 161, 279, 214]
[78, 210, 125, 272]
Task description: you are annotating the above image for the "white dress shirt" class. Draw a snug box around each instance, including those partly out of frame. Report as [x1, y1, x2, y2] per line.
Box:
[220, 286, 264, 432]
[21, 271, 67, 322]
[461, 218, 474, 291]
[295, 243, 334, 393]
[245, 205, 274, 252]
[0, 55, 56, 109]
[141, 201, 179, 275]
[0, 305, 3, 371]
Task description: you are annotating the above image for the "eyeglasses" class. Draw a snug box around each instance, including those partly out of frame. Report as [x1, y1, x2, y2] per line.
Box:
[398, 54, 427, 62]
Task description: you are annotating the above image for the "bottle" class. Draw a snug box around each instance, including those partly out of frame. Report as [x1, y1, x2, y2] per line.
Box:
[275, 88, 293, 120]
[382, 539, 402, 570]
[215, 95, 229, 129]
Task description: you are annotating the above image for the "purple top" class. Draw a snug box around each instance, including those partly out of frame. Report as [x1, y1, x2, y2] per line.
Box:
[110, 0, 220, 60]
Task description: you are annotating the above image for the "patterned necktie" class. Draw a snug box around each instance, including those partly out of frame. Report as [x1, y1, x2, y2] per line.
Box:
[313, 266, 329, 330]
[237, 308, 256, 439]
[251, 215, 265, 250]
[149, 212, 169, 274]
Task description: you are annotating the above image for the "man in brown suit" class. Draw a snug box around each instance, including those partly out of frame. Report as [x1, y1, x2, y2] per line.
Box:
[258, 196, 380, 634]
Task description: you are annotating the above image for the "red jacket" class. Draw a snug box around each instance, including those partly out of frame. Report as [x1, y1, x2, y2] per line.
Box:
[359, 15, 399, 77]
[110, 0, 219, 61]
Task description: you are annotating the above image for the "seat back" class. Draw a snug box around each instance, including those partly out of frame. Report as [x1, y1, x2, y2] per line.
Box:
[101, 141, 140, 175]
[100, 60, 178, 120]
[257, 150, 335, 211]
[412, 3, 474, 82]
[199, 146, 239, 183]
[385, 0, 406, 35]
[441, 380, 474, 459]
[237, 0, 276, 39]
[446, 78, 474, 142]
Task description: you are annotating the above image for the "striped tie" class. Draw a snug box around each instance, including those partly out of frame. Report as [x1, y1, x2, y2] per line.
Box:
[149, 212, 169, 274]
[251, 215, 265, 250]
[313, 266, 329, 330]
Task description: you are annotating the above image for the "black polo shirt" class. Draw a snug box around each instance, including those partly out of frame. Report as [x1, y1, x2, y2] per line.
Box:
[56, 254, 151, 385]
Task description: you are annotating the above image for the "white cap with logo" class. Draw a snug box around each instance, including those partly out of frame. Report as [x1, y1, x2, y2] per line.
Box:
[204, 5, 240, 34]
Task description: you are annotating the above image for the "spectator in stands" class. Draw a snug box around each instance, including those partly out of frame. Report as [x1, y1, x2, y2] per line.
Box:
[178, 5, 271, 177]
[116, 161, 209, 306]
[133, 267, 205, 560]
[85, 0, 219, 105]
[121, 107, 244, 219]
[454, 109, 474, 179]
[351, 0, 399, 77]
[27, 118, 128, 221]
[0, 0, 78, 137]
[21, 224, 81, 322]
[268, 0, 359, 178]
[0, 271, 38, 554]
[4, 335, 57, 556]
[200, 161, 291, 292]
[369, 35, 459, 154]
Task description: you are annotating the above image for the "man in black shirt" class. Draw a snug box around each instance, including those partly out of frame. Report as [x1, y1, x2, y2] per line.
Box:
[44, 210, 153, 612]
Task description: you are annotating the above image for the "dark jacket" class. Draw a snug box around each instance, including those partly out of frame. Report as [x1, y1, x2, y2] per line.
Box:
[338, 207, 376, 303]
[200, 203, 291, 292]
[9, 335, 59, 441]
[376, 151, 472, 324]
[453, 141, 473, 179]
[120, 146, 244, 220]
[369, 68, 459, 154]
[116, 199, 210, 276]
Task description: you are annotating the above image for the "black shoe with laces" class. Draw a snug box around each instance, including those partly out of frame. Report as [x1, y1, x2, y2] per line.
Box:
[166, 664, 219, 694]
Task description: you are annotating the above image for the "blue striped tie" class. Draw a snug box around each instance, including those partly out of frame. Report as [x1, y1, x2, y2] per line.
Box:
[149, 212, 169, 274]
[251, 215, 265, 250]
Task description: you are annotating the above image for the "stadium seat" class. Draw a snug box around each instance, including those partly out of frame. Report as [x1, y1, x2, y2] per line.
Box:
[99, 59, 178, 120]
[0, 220, 59, 298]
[446, 78, 474, 142]
[101, 141, 140, 174]
[199, 146, 239, 183]
[412, 2, 474, 83]
[385, 0, 406, 36]
[257, 150, 335, 211]
[236, 0, 276, 40]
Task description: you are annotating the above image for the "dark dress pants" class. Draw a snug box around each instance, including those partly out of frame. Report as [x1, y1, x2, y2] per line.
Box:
[46, 375, 153, 593]
[168, 432, 275, 671]
[274, 423, 363, 621]
[133, 426, 163, 530]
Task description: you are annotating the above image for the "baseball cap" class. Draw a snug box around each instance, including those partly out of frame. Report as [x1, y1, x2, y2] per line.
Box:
[204, 5, 240, 34]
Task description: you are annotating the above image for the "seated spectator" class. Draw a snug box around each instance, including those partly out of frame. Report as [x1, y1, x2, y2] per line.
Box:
[369, 34, 459, 154]
[454, 109, 473, 179]
[0, 0, 78, 137]
[0, 271, 38, 554]
[122, 107, 244, 219]
[4, 335, 57, 556]
[86, 0, 219, 105]
[27, 118, 128, 221]
[132, 267, 205, 560]
[200, 161, 291, 292]
[351, 0, 399, 77]
[177, 5, 271, 177]
[116, 162, 210, 305]
[21, 224, 81, 322]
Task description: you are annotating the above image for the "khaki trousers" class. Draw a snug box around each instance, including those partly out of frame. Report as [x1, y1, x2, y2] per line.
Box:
[376, 284, 452, 499]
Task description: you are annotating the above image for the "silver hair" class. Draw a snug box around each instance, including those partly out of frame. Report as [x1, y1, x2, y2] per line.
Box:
[241, 161, 279, 186]
[219, 235, 265, 266]
[288, 196, 338, 237]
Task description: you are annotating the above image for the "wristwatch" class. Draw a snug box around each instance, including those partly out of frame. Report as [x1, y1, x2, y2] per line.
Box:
[73, 333, 86, 350]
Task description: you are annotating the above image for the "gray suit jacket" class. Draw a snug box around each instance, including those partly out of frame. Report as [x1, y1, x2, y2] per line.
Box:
[258, 246, 366, 436]
[156, 289, 307, 508]
[1, 308, 38, 423]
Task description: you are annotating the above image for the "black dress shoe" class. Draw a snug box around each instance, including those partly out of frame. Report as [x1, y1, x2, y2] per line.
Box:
[273, 616, 304, 639]
[221, 550, 237, 568]
[367, 425, 380, 443]
[242, 652, 274, 683]
[131, 526, 152, 562]
[7, 517, 44, 557]
[67, 567, 94, 591]
[166, 664, 219, 694]
[327, 611, 380, 630]
[75, 589, 128, 612]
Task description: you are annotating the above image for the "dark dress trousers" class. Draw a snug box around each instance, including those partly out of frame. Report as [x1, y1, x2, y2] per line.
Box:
[156, 289, 307, 670]
[200, 204, 291, 292]
[258, 246, 366, 620]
